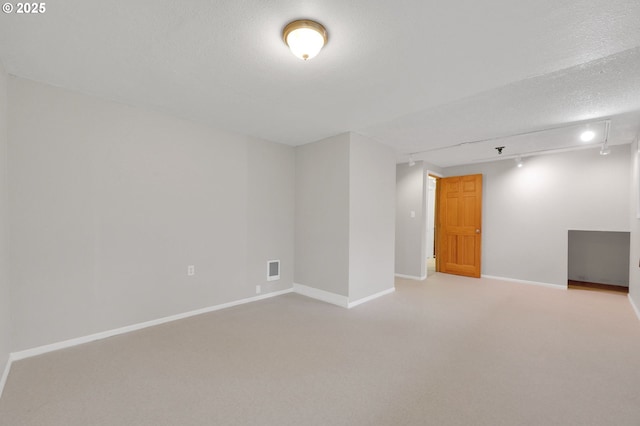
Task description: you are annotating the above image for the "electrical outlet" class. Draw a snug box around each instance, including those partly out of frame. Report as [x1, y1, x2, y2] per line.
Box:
[256, 285, 261, 294]
[187, 265, 195, 276]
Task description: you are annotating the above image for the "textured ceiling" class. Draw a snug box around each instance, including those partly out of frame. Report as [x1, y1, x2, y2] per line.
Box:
[1, 0, 639, 166]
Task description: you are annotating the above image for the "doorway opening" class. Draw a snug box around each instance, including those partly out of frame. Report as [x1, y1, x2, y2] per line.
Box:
[567, 230, 630, 294]
[426, 174, 439, 277]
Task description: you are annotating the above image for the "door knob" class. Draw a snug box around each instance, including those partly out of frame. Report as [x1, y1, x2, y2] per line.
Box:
[475, 229, 481, 233]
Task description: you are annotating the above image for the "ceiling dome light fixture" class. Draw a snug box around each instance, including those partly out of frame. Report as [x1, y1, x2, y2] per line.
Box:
[283, 19, 328, 60]
[515, 155, 524, 168]
[580, 130, 596, 142]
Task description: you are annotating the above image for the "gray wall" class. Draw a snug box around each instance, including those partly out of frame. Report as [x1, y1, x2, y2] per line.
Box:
[444, 146, 630, 286]
[395, 162, 427, 279]
[348, 133, 396, 301]
[8, 77, 295, 351]
[247, 139, 295, 295]
[294, 132, 396, 301]
[630, 140, 640, 313]
[568, 231, 630, 286]
[0, 63, 10, 373]
[294, 133, 350, 297]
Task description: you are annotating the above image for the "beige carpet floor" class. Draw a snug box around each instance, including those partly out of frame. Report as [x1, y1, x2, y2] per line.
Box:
[1, 273, 640, 426]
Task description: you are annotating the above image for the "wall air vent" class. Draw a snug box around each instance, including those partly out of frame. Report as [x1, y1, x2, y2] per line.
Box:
[267, 260, 280, 281]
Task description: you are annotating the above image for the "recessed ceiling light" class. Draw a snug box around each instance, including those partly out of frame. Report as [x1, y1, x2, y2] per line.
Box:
[282, 19, 328, 61]
[580, 130, 595, 142]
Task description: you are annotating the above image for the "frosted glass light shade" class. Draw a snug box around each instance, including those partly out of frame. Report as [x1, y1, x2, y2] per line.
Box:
[283, 20, 328, 60]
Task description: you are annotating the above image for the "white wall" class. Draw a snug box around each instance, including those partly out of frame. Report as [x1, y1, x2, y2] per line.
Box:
[7, 77, 295, 351]
[395, 162, 427, 279]
[629, 141, 640, 316]
[444, 145, 630, 287]
[348, 133, 396, 301]
[294, 134, 350, 297]
[0, 63, 10, 380]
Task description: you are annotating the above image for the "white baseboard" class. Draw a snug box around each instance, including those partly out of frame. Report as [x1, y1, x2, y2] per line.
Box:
[293, 283, 396, 309]
[395, 273, 427, 281]
[348, 287, 395, 308]
[481, 275, 567, 290]
[293, 283, 349, 308]
[629, 294, 640, 320]
[0, 355, 12, 400]
[10, 288, 294, 363]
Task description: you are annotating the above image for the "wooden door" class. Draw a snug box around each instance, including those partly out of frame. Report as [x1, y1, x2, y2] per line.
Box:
[436, 174, 482, 278]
